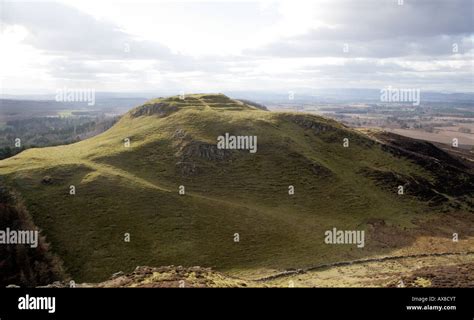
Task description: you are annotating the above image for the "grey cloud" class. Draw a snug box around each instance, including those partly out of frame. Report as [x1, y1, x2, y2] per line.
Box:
[1, 2, 173, 60]
[307, 0, 473, 40]
[1, 0, 472, 92]
[247, 0, 473, 59]
[47, 58, 137, 80]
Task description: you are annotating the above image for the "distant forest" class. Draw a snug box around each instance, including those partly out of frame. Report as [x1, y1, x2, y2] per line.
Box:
[0, 116, 118, 160]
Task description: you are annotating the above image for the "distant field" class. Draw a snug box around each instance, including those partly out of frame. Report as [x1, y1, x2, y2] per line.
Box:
[278, 102, 474, 149]
[385, 128, 474, 147]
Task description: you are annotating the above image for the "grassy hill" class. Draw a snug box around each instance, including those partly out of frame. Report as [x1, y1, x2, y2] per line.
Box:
[1, 94, 473, 283]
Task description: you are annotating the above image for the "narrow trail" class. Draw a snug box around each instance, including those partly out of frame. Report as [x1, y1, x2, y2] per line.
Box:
[84, 160, 171, 193]
[256, 251, 474, 282]
[84, 160, 272, 214]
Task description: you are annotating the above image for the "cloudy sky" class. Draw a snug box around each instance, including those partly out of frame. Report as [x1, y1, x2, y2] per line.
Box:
[0, 0, 473, 94]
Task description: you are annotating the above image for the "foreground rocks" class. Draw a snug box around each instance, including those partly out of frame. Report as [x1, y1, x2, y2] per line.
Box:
[34, 266, 258, 288]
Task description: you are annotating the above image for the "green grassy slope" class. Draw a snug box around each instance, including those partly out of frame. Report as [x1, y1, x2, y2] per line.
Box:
[1, 94, 472, 282]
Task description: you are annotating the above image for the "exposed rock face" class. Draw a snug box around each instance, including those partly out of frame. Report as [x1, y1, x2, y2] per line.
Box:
[175, 160, 198, 175]
[359, 167, 449, 206]
[37, 266, 256, 288]
[41, 175, 53, 185]
[367, 131, 474, 210]
[175, 143, 232, 175]
[236, 99, 269, 111]
[130, 102, 179, 118]
[35, 266, 256, 288]
[181, 142, 230, 161]
[172, 129, 232, 176]
[99, 265, 255, 288]
[375, 132, 467, 169]
[287, 115, 337, 134]
[310, 162, 333, 177]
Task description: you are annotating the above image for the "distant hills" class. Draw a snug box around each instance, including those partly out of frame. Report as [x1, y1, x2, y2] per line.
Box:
[3, 88, 474, 105]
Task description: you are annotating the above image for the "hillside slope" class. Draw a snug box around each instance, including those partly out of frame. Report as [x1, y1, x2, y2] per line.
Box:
[0, 187, 64, 286]
[1, 94, 473, 282]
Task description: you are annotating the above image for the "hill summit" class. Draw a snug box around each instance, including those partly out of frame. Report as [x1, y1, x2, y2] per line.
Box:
[129, 93, 264, 118]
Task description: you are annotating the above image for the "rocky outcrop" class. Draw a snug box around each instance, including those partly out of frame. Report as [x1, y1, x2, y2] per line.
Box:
[130, 102, 179, 118]
[172, 129, 232, 175]
[371, 131, 474, 192]
[358, 167, 449, 206]
[287, 115, 337, 134]
[36, 266, 257, 288]
[236, 99, 269, 111]
[180, 142, 230, 161]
